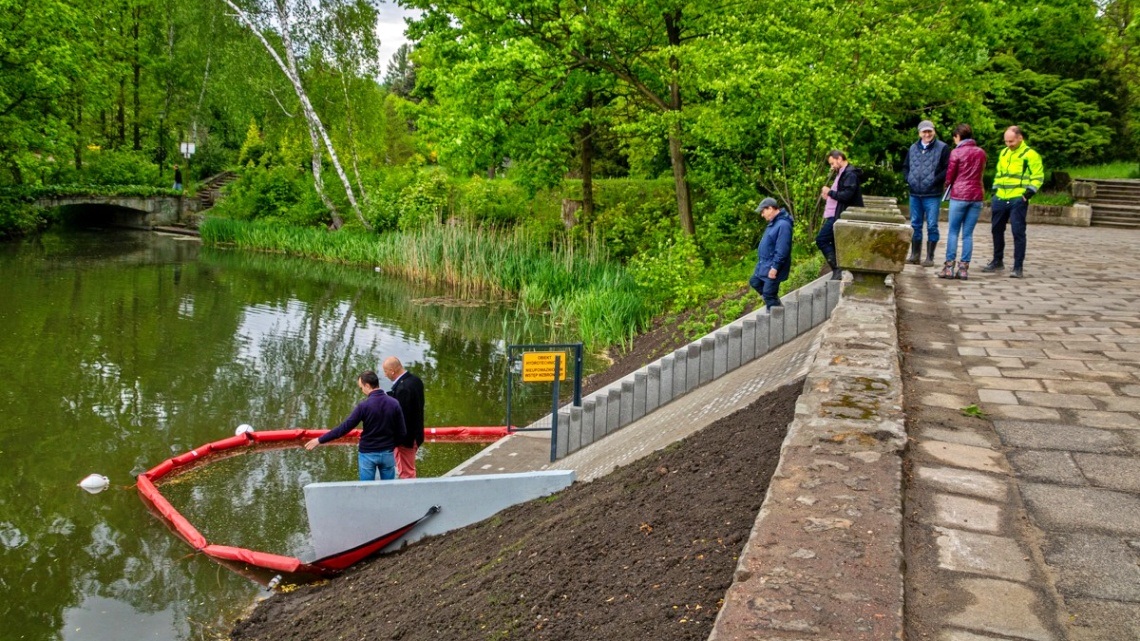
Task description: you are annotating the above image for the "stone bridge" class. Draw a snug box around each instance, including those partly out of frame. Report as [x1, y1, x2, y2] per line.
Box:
[34, 194, 200, 229]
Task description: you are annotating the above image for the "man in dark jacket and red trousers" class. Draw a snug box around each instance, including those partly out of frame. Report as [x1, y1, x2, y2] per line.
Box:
[817, 150, 864, 280]
[749, 198, 794, 309]
[383, 356, 425, 479]
[902, 120, 951, 267]
[305, 371, 406, 481]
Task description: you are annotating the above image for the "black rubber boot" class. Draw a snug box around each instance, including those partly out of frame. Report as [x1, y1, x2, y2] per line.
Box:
[826, 253, 842, 280]
[907, 240, 921, 265]
[923, 241, 938, 267]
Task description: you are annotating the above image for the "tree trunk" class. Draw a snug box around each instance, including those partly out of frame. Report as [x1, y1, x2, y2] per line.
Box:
[271, 0, 367, 229]
[339, 71, 369, 205]
[117, 78, 126, 148]
[270, 0, 365, 228]
[222, 0, 345, 228]
[132, 5, 141, 151]
[580, 121, 594, 222]
[663, 10, 694, 236]
[191, 14, 214, 143]
[74, 96, 84, 172]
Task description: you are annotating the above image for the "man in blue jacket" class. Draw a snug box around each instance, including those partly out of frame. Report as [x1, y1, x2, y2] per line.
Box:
[748, 197, 794, 309]
[305, 371, 407, 481]
[902, 120, 950, 267]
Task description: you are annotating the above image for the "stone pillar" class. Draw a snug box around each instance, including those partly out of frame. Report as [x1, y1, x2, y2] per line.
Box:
[833, 206, 911, 301]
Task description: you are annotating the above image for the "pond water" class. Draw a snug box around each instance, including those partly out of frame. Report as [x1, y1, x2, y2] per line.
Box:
[0, 229, 578, 641]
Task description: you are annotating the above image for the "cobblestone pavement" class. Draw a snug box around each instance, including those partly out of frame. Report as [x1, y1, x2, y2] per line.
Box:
[899, 225, 1140, 641]
[448, 327, 822, 480]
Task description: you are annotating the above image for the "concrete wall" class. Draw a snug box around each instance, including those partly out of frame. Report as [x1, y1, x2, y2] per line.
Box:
[303, 471, 574, 560]
[542, 275, 842, 460]
[902, 202, 1093, 227]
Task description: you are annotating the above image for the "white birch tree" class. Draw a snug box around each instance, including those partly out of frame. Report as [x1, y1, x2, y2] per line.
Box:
[221, 0, 370, 230]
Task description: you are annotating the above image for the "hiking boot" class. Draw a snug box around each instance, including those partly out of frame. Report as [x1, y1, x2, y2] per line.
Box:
[830, 268, 843, 281]
[907, 240, 921, 265]
[923, 241, 938, 267]
[981, 260, 1004, 273]
[1010, 268, 1024, 278]
[938, 260, 956, 279]
[955, 261, 970, 280]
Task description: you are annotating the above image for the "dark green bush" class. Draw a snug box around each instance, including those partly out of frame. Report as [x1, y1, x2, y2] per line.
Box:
[82, 149, 161, 186]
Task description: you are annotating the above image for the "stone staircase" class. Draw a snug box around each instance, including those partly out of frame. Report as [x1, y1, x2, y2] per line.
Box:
[196, 171, 238, 211]
[1087, 178, 1140, 229]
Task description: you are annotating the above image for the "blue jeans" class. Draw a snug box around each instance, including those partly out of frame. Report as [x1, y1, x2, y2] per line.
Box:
[909, 195, 941, 243]
[358, 450, 396, 481]
[991, 197, 1028, 269]
[749, 273, 782, 308]
[945, 200, 982, 263]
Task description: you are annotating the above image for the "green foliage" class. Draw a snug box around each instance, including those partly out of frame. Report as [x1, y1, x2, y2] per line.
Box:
[213, 165, 328, 226]
[453, 176, 530, 226]
[627, 233, 707, 311]
[82, 149, 162, 186]
[1030, 192, 1075, 206]
[0, 199, 50, 239]
[1, 184, 181, 199]
[985, 55, 1113, 168]
[582, 179, 678, 261]
[780, 254, 826, 297]
[238, 121, 270, 168]
[1064, 162, 1140, 179]
[396, 170, 449, 230]
[961, 404, 987, 418]
[190, 136, 235, 181]
[198, 218, 657, 348]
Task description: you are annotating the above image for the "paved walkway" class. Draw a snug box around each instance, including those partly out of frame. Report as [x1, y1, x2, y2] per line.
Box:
[899, 225, 1140, 640]
[448, 327, 822, 480]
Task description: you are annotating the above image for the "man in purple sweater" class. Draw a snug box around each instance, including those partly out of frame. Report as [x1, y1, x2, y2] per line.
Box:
[305, 371, 406, 481]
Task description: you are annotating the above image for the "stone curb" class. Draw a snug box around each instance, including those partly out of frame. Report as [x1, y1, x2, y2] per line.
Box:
[710, 290, 907, 640]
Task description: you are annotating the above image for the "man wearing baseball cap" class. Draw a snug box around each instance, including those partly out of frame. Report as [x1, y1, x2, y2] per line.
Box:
[748, 197, 794, 309]
[902, 120, 950, 267]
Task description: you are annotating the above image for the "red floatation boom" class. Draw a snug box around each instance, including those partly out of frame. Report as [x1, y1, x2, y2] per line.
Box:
[136, 426, 503, 577]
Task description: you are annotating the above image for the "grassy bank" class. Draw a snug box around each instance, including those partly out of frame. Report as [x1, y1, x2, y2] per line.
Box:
[199, 217, 658, 348]
[1064, 162, 1140, 180]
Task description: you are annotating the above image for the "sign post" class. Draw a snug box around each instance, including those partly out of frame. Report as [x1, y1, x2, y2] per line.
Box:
[549, 355, 561, 462]
[504, 343, 583, 461]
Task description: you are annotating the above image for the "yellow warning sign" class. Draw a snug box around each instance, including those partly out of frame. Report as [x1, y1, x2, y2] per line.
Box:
[521, 351, 569, 382]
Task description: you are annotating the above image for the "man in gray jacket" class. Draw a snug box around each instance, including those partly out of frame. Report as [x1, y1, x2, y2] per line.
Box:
[902, 120, 951, 267]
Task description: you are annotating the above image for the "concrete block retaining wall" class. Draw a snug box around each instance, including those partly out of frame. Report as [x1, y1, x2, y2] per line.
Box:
[546, 276, 843, 460]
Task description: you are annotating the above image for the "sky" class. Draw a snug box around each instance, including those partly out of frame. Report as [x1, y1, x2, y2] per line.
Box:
[376, 2, 418, 75]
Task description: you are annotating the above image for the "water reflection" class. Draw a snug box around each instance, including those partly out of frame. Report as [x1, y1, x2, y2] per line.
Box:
[0, 229, 570, 641]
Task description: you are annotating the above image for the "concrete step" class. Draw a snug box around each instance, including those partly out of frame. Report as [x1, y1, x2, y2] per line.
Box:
[1091, 204, 1140, 215]
[1090, 220, 1140, 229]
[1090, 195, 1140, 202]
[1090, 215, 1140, 224]
[1092, 212, 1140, 221]
[1090, 191, 1140, 200]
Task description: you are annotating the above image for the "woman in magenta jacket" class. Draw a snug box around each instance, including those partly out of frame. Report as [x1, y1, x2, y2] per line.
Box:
[940, 123, 988, 280]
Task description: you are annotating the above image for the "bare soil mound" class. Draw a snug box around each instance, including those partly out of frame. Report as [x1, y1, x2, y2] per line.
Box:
[230, 381, 800, 641]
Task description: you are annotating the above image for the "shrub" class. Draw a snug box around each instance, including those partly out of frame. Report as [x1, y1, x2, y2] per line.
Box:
[82, 149, 160, 186]
[396, 169, 449, 231]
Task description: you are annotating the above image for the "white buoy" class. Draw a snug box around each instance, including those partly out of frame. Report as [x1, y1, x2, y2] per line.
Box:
[78, 474, 110, 494]
[235, 424, 254, 436]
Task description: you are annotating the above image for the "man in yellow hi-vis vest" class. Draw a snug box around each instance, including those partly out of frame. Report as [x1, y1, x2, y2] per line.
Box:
[982, 126, 1044, 278]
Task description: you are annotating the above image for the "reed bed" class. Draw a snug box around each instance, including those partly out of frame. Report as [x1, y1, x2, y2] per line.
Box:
[199, 218, 657, 348]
